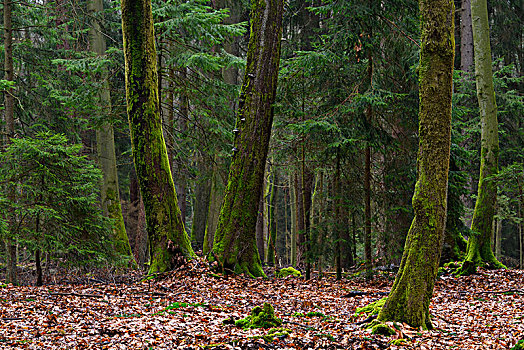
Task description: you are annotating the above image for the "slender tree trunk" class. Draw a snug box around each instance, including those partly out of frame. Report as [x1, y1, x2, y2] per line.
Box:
[3, 0, 17, 285]
[377, 0, 455, 329]
[364, 134, 372, 276]
[213, 0, 284, 277]
[335, 153, 342, 280]
[89, 0, 134, 263]
[267, 168, 278, 266]
[519, 176, 523, 269]
[460, 0, 505, 274]
[290, 174, 297, 266]
[255, 190, 265, 261]
[121, 0, 195, 274]
[204, 156, 225, 255]
[190, 158, 212, 252]
[461, 0, 474, 72]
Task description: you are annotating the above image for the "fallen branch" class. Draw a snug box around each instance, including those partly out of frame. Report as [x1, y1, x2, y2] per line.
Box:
[457, 289, 524, 295]
[354, 315, 377, 325]
[48, 292, 104, 298]
[342, 291, 389, 298]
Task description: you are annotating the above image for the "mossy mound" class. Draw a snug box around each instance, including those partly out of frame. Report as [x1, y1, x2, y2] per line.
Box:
[235, 303, 282, 329]
[263, 327, 292, 342]
[276, 267, 301, 278]
[371, 323, 396, 336]
[511, 340, 524, 350]
[354, 297, 387, 317]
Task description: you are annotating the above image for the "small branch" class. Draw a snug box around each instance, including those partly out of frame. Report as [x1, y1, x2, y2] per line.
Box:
[48, 292, 104, 298]
[342, 291, 388, 298]
[354, 315, 377, 325]
[457, 289, 524, 295]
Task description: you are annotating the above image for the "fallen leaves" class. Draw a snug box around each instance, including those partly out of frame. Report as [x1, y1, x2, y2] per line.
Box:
[0, 260, 522, 349]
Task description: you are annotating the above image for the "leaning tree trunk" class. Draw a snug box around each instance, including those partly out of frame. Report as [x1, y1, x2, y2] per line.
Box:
[377, 0, 455, 329]
[212, 0, 284, 277]
[89, 0, 134, 263]
[3, 0, 17, 285]
[121, 0, 195, 274]
[459, 0, 505, 275]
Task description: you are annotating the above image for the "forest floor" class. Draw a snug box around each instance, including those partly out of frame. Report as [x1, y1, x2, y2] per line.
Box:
[0, 258, 523, 349]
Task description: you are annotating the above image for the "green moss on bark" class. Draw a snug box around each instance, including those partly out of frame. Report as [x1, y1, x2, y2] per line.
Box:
[212, 0, 284, 278]
[121, 0, 195, 274]
[376, 0, 455, 330]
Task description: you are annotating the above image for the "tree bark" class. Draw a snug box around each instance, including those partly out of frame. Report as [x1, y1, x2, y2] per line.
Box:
[459, 0, 505, 275]
[3, 0, 17, 285]
[460, 0, 474, 72]
[89, 0, 134, 263]
[377, 0, 455, 329]
[213, 0, 284, 277]
[190, 158, 212, 252]
[267, 168, 278, 266]
[121, 0, 195, 274]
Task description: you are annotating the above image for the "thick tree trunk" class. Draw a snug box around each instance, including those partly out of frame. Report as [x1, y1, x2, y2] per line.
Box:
[377, 0, 454, 329]
[213, 0, 283, 277]
[89, 0, 134, 263]
[121, 0, 195, 274]
[3, 0, 17, 285]
[459, 0, 505, 275]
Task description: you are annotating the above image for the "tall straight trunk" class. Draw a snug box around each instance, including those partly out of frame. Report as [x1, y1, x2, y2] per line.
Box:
[459, 0, 505, 274]
[213, 0, 284, 277]
[460, 0, 474, 72]
[190, 158, 211, 252]
[89, 0, 134, 262]
[204, 156, 225, 254]
[364, 52, 373, 277]
[3, 0, 17, 285]
[335, 154, 342, 280]
[294, 168, 305, 264]
[255, 190, 265, 261]
[495, 206, 502, 258]
[377, 0, 454, 329]
[519, 176, 523, 269]
[267, 168, 278, 266]
[121, 0, 195, 273]
[290, 174, 297, 266]
[302, 168, 313, 279]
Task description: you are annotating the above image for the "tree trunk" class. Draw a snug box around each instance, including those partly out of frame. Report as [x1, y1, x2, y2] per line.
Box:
[89, 0, 134, 263]
[190, 158, 212, 252]
[212, 0, 284, 277]
[459, 0, 505, 275]
[377, 0, 455, 329]
[290, 174, 297, 266]
[460, 0, 474, 72]
[204, 156, 226, 255]
[335, 154, 342, 280]
[121, 0, 195, 274]
[3, 0, 17, 286]
[267, 168, 278, 266]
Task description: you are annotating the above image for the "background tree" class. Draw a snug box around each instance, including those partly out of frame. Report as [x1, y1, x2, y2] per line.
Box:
[377, 0, 455, 329]
[212, 0, 284, 277]
[459, 0, 506, 274]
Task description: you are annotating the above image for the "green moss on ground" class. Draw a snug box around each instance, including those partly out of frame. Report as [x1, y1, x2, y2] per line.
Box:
[354, 297, 387, 317]
[390, 339, 408, 345]
[276, 267, 301, 278]
[511, 340, 524, 350]
[371, 323, 396, 336]
[262, 327, 292, 342]
[235, 303, 282, 329]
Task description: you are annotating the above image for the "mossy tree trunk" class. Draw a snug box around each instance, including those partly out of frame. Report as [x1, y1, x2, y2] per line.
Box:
[459, 0, 505, 275]
[190, 158, 212, 251]
[377, 0, 455, 329]
[3, 0, 17, 285]
[212, 0, 284, 277]
[89, 0, 135, 263]
[121, 0, 195, 273]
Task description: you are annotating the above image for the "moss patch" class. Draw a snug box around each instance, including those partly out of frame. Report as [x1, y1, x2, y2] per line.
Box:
[262, 327, 292, 342]
[511, 340, 524, 350]
[235, 303, 282, 329]
[355, 297, 387, 317]
[371, 323, 396, 336]
[276, 267, 301, 278]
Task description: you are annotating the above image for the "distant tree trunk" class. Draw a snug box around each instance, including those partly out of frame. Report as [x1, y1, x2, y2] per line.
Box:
[519, 176, 523, 269]
[378, 0, 455, 329]
[203, 157, 225, 255]
[335, 153, 342, 280]
[290, 174, 297, 266]
[495, 205, 502, 259]
[364, 53, 373, 277]
[255, 190, 265, 261]
[3, 0, 17, 285]
[89, 0, 134, 263]
[267, 168, 278, 266]
[459, 0, 505, 275]
[460, 0, 474, 72]
[212, 0, 284, 277]
[121, 0, 195, 273]
[191, 158, 211, 252]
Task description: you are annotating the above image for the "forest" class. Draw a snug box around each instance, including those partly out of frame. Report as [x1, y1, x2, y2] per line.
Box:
[0, 0, 523, 348]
